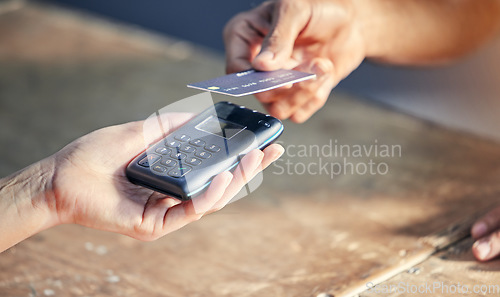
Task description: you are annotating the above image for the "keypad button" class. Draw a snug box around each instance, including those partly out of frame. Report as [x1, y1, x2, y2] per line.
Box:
[160, 158, 177, 167]
[180, 144, 196, 153]
[195, 150, 212, 159]
[174, 134, 191, 142]
[186, 157, 202, 166]
[204, 144, 221, 153]
[166, 140, 182, 148]
[155, 147, 171, 155]
[138, 154, 160, 167]
[171, 152, 187, 160]
[167, 168, 183, 178]
[152, 164, 167, 174]
[168, 166, 192, 178]
[258, 120, 271, 128]
[189, 139, 205, 147]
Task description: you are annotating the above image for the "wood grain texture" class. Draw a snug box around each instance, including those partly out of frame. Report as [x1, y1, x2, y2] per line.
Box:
[360, 237, 500, 297]
[1, 3, 500, 297]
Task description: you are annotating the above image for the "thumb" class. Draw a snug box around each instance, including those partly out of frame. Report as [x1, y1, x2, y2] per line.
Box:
[252, 1, 310, 71]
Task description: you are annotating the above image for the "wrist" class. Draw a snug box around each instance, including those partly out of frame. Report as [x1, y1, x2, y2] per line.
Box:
[0, 156, 59, 251]
[350, 0, 386, 60]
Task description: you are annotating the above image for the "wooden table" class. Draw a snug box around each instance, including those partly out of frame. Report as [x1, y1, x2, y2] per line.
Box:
[1, 2, 500, 296]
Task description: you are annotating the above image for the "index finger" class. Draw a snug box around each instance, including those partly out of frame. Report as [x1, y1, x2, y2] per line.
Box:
[224, 4, 273, 73]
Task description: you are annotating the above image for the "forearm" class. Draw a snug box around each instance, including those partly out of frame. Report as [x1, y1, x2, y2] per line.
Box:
[0, 157, 57, 252]
[355, 0, 500, 65]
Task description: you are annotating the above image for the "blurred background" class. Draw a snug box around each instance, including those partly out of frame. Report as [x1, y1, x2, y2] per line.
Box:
[43, 0, 265, 52]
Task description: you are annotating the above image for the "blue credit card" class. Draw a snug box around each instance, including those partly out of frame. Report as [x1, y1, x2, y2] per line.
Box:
[187, 69, 316, 97]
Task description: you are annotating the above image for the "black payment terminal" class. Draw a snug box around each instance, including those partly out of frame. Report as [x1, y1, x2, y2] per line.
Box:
[126, 101, 283, 200]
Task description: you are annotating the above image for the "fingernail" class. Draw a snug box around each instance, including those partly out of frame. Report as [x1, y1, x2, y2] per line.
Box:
[257, 51, 275, 62]
[472, 222, 488, 238]
[474, 238, 491, 260]
[255, 150, 265, 163]
[309, 59, 335, 80]
[224, 172, 233, 185]
[274, 147, 285, 159]
[311, 65, 324, 77]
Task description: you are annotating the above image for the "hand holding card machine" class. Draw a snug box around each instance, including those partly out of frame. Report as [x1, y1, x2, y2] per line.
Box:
[126, 102, 283, 201]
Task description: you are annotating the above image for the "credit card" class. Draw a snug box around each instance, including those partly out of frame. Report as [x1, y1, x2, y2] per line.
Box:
[187, 69, 316, 97]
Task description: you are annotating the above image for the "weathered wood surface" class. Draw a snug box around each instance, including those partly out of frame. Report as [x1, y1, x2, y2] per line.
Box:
[360, 237, 500, 297]
[1, 2, 500, 296]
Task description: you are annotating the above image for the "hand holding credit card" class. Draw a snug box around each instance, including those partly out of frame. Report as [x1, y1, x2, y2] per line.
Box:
[187, 69, 316, 97]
